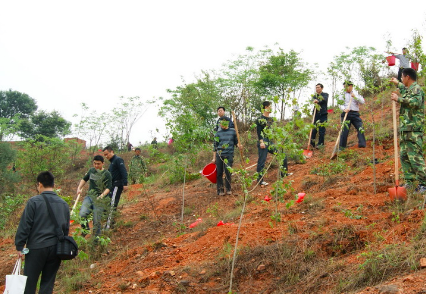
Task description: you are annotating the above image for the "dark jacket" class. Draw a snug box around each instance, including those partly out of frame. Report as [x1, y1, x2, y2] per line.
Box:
[108, 154, 128, 186]
[83, 168, 112, 196]
[214, 116, 235, 132]
[312, 92, 329, 115]
[15, 191, 70, 251]
[256, 115, 274, 142]
[214, 128, 238, 157]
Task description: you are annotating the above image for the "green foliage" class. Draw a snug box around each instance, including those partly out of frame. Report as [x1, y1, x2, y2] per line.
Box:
[19, 110, 71, 139]
[0, 194, 26, 230]
[0, 89, 38, 141]
[310, 159, 346, 177]
[255, 49, 313, 120]
[407, 29, 426, 79]
[16, 136, 75, 188]
[0, 142, 20, 196]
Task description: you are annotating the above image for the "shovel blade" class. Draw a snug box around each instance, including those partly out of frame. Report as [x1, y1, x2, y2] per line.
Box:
[303, 149, 313, 158]
[388, 186, 407, 201]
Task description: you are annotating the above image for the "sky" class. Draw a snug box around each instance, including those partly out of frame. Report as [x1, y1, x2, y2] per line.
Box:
[1, 0, 425, 146]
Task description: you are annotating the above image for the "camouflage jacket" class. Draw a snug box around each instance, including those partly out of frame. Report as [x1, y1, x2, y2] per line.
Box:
[129, 155, 147, 173]
[397, 82, 425, 132]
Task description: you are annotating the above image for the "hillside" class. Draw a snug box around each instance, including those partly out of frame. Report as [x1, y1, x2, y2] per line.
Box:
[2, 94, 426, 293]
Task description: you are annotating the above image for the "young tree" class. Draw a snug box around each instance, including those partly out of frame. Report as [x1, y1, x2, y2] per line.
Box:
[0, 142, 20, 197]
[255, 49, 313, 120]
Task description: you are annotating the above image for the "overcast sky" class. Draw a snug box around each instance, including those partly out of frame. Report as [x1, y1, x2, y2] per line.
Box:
[1, 0, 425, 145]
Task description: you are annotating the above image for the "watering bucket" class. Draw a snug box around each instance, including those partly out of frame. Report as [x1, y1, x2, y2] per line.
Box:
[386, 56, 395, 66]
[202, 163, 217, 183]
[411, 62, 419, 71]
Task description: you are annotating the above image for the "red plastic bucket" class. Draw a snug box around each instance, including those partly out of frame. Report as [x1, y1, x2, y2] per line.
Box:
[411, 62, 419, 71]
[327, 109, 334, 114]
[386, 56, 395, 66]
[202, 163, 217, 183]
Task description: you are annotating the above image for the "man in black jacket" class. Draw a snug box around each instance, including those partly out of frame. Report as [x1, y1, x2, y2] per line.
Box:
[310, 83, 329, 148]
[15, 171, 70, 294]
[212, 118, 241, 195]
[214, 106, 235, 132]
[103, 146, 128, 227]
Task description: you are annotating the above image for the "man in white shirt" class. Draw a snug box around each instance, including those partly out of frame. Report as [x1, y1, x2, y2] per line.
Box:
[389, 48, 412, 82]
[338, 81, 366, 150]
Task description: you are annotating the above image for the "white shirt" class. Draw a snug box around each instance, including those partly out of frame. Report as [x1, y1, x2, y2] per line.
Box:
[338, 91, 365, 112]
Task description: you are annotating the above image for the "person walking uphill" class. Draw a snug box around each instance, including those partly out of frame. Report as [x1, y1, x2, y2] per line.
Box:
[103, 146, 128, 226]
[390, 68, 426, 192]
[15, 171, 70, 294]
[310, 83, 329, 148]
[77, 155, 112, 238]
[338, 81, 366, 150]
[212, 118, 242, 195]
[256, 101, 289, 187]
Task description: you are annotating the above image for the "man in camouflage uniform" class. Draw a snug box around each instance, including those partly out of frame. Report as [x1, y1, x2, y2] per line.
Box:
[129, 148, 147, 184]
[391, 68, 426, 192]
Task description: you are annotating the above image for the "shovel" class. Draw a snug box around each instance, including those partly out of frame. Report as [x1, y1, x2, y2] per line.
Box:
[70, 193, 81, 224]
[330, 96, 353, 160]
[388, 100, 407, 201]
[303, 107, 317, 158]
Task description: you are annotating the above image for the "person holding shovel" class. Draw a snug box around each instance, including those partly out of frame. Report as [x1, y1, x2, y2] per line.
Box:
[310, 83, 329, 148]
[256, 101, 289, 187]
[390, 68, 426, 193]
[338, 81, 366, 150]
[212, 118, 242, 195]
[77, 155, 112, 237]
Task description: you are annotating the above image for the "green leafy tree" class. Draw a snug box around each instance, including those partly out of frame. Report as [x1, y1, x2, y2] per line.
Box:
[0, 90, 38, 140]
[407, 29, 426, 79]
[19, 110, 71, 139]
[255, 49, 313, 120]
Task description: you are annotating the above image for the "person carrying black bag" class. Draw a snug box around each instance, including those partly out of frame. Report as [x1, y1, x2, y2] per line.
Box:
[15, 171, 70, 294]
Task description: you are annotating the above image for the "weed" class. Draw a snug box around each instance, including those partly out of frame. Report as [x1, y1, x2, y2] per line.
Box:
[206, 203, 220, 218]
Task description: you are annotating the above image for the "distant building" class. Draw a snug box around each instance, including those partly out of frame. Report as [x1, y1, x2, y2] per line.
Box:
[64, 137, 86, 148]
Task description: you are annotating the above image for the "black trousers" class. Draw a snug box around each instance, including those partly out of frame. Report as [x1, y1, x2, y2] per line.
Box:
[216, 154, 233, 194]
[256, 141, 288, 182]
[398, 68, 404, 82]
[339, 111, 366, 148]
[310, 113, 328, 147]
[110, 186, 124, 209]
[24, 245, 61, 294]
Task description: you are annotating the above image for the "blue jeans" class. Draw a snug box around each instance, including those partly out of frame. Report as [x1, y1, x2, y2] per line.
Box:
[79, 195, 108, 236]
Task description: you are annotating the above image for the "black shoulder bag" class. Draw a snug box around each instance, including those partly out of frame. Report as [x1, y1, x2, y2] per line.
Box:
[42, 194, 78, 260]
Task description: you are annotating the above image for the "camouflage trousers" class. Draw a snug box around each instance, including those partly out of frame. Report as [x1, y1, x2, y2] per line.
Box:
[400, 131, 426, 185]
[129, 171, 144, 185]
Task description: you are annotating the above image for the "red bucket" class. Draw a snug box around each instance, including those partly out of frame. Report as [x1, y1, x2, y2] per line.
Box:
[202, 163, 217, 183]
[411, 62, 419, 71]
[327, 109, 334, 114]
[386, 56, 395, 66]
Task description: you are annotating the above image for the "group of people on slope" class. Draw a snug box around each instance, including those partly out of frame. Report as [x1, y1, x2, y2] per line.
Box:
[13, 145, 149, 294]
[211, 66, 425, 196]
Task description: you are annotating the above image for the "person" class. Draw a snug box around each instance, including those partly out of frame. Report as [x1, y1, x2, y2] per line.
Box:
[338, 81, 366, 150]
[214, 106, 235, 132]
[129, 148, 147, 184]
[151, 137, 158, 149]
[126, 142, 133, 152]
[15, 171, 70, 294]
[388, 48, 413, 82]
[256, 101, 289, 187]
[212, 118, 241, 195]
[76, 155, 112, 237]
[390, 68, 426, 192]
[103, 146, 128, 224]
[310, 83, 329, 148]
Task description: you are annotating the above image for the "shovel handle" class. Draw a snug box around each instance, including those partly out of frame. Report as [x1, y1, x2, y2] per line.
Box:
[71, 193, 81, 215]
[306, 107, 317, 151]
[392, 101, 399, 185]
[330, 96, 352, 159]
[231, 111, 244, 166]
